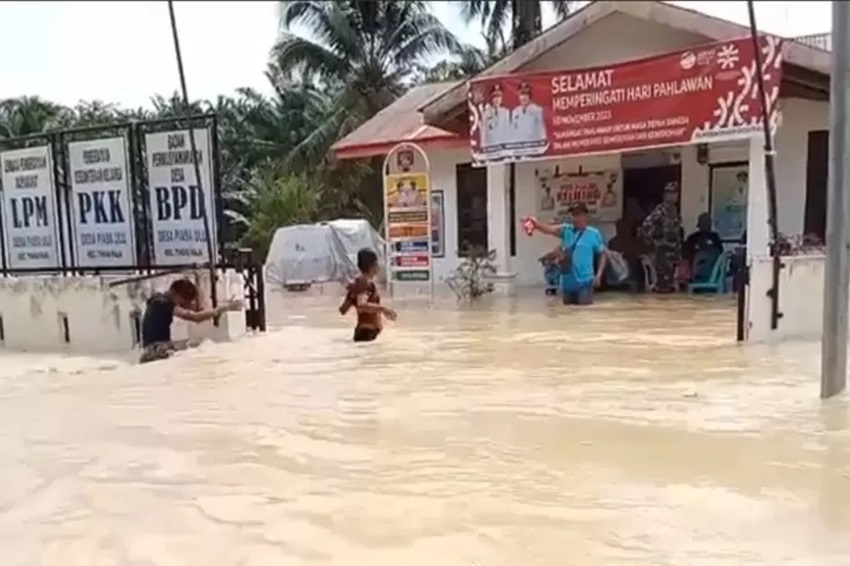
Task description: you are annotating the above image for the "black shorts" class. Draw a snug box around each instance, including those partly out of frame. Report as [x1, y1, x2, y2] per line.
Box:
[353, 327, 381, 342]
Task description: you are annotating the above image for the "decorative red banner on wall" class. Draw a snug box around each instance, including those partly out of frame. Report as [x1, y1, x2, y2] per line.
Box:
[468, 35, 785, 165]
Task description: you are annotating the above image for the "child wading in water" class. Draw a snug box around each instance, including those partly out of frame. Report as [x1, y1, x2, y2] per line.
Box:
[339, 248, 396, 342]
[139, 278, 242, 363]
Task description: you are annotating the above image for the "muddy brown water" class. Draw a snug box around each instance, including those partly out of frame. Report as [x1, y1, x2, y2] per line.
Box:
[0, 290, 848, 565]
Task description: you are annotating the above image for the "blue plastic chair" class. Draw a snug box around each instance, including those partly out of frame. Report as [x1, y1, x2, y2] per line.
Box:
[691, 249, 721, 283]
[688, 251, 731, 294]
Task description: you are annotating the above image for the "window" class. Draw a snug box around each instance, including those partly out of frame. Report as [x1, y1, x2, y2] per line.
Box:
[455, 163, 488, 256]
[805, 130, 828, 242]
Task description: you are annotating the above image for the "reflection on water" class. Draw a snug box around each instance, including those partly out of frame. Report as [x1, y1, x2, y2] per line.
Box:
[0, 290, 848, 565]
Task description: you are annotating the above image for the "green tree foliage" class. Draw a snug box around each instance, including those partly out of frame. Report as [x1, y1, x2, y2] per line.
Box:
[0, 0, 467, 257]
[459, 0, 574, 50]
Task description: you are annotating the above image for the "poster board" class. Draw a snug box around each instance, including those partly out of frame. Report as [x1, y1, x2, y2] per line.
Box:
[67, 136, 135, 267]
[145, 128, 217, 266]
[0, 145, 61, 270]
[536, 167, 622, 223]
[383, 143, 433, 296]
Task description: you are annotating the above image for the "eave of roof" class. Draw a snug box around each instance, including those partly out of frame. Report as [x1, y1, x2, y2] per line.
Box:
[418, 0, 831, 126]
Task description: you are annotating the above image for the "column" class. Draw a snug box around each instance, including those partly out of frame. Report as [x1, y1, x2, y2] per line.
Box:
[746, 135, 770, 262]
[486, 163, 511, 273]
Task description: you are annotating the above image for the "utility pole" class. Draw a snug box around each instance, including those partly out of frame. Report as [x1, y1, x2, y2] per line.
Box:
[820, 0, 850, 399]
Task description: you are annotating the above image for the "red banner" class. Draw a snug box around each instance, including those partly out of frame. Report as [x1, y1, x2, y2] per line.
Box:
[468, 36, 784, 165]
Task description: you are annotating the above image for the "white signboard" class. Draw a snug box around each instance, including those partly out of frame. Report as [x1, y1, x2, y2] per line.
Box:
[145, 128, 217, 265]
[68, 137, 135, 267]
[537, 168, 622, 223]
[1, 146, 60, 270]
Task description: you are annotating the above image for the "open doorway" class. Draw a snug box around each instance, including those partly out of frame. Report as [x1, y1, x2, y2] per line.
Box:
[622, 164, 682, 232]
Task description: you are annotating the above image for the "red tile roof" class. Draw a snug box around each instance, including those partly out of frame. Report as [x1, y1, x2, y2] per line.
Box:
[331, 81, 466, 159]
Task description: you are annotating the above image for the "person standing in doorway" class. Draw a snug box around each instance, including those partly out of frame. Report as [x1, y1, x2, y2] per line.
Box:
[525, 203, 608, 305]
[639, 182, 683, 293]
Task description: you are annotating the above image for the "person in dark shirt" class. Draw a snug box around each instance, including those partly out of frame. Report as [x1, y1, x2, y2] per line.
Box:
[339, 248, 396, 342]
[683, 213, 724, 280]
[139, 278, 241, 363]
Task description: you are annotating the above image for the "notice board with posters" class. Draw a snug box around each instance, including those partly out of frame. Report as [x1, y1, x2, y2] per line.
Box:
[0, 145, 61, 270]
[467, 35, 785, 165]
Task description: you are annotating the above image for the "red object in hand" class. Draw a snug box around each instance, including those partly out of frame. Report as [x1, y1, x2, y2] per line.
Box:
[522, 216, 536, 236]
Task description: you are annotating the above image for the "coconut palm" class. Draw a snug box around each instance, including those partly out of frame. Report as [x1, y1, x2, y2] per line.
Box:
[272, 0, 462, 161]
[417, 33, 509, 83]
[459, 0, 575, 50]
[0, 96, 67, 138]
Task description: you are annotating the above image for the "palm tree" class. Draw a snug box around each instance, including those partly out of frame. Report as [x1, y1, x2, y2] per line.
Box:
[417, 33, 509, 83]
[459, 0, 575, 50]
[272, 0, 462, 160]
[0, 96, 67, 138]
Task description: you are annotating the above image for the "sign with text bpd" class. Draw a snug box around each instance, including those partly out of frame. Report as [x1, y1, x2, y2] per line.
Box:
[0, 145, 60, 270]
[68, 137, 135, 267]
[145, 129, 217, 266]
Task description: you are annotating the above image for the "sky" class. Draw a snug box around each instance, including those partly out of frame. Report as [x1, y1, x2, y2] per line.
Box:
[0, 1, 833, 110]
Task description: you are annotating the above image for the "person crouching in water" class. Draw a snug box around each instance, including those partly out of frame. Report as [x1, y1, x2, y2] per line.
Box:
[139, 278, 242, 363]
[525, 203, 608, 305]
[339, 248, 397, 341]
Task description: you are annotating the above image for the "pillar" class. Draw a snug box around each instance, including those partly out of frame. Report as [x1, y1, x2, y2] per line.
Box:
[486, 163, 511, 273]
[746, 135, 770, 262]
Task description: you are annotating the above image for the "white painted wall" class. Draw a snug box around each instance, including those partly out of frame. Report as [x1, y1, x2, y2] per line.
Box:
[422, 13, 829, 291]
[747, 255, 827, 342]
[0, 270, 246, 354]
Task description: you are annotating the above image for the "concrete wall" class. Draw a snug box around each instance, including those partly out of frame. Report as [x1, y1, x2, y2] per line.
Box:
[424, 13, 829, 289]
[0, 270, 246, 354]
[747, 255, 827, 342]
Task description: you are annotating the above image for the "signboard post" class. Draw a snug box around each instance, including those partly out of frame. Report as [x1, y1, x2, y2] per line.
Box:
[0, 145, 61, 271]
[382, 143, 433, 297]
[68, 137, 135, 268]
[468, 35, 784, 166]
[145, 128, 217, 266]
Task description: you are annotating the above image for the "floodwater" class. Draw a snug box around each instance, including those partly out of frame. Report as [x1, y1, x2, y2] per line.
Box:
[0, 290, 849, 565]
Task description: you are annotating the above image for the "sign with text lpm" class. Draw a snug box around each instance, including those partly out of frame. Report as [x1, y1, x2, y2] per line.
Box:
[468, 35, 785, 165]
[68, 137, 135, 267]
[145, 129, 217, 266]
[1, 145, 60, 270]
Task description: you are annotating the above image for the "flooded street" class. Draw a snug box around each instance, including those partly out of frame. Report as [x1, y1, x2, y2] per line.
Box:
[0, 291, 849, 565]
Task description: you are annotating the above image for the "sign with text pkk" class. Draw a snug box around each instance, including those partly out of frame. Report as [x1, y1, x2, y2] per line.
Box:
[145, 128, 217, 266]
[468, 35, 784, 165]
[68, 137, 135, 267]
[1, 145, 60, 270]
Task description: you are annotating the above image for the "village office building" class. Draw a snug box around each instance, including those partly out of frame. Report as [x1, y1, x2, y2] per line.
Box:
[332, 2, 830, 316]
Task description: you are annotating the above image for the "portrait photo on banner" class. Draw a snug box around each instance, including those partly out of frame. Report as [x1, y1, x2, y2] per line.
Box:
[536, 167, 621, 222]
[709, 162, 748, 242]
[469, 78, 550, 163]
[430, 190, 444, 257]
[385, 173, 429, 210]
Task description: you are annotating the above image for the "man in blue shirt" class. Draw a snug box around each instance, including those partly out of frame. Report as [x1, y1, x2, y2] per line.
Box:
[527, 203, 608, 305]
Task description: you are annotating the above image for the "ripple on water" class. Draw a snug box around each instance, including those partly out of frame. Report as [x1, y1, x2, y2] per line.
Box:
[0, 291, 847, 564]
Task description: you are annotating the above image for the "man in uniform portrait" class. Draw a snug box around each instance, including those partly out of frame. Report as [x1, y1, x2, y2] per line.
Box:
[483, 83, 511, 150]
[510, 81, 547, 145]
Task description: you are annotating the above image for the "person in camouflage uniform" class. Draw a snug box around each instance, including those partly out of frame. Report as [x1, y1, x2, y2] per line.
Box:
[640, 182, 683, 293]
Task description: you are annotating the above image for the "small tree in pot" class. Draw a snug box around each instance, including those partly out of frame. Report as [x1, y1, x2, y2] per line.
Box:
[445, 245, 497, 301]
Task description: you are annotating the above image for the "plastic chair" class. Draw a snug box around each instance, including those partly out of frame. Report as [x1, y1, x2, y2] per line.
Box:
[687, 251, 731, 294]
[690, 249, 721, 284]
[640, 255, 657, 292]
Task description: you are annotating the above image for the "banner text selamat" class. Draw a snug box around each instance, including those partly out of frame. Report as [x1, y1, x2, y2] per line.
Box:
[550, 69, 714, 113]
